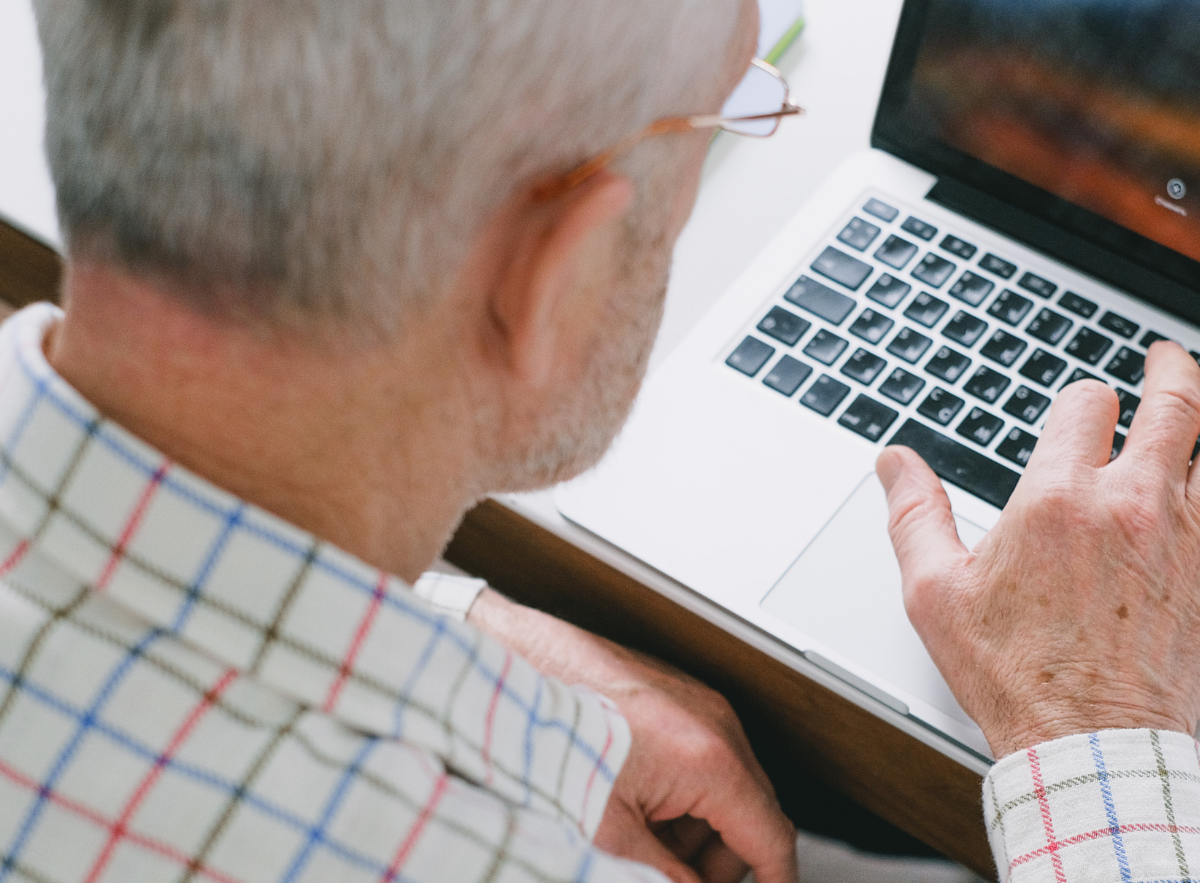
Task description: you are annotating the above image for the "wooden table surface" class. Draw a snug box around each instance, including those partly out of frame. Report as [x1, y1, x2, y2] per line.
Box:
[0, 217, 996, 878]
[0, 217, 60, 312]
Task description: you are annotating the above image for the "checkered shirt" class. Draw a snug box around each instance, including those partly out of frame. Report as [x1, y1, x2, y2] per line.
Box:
[0, 304, 662, 883]
[984, 729, 1200, 882]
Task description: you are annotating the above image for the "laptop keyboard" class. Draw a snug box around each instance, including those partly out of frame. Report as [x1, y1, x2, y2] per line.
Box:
[724, 192, 1198, 510]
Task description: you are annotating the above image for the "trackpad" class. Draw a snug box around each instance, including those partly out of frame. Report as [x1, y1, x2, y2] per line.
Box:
[761, 474, 985, 733]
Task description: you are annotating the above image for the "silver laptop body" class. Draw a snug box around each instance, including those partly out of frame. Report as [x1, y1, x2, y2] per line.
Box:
[557, 0, 1200, 761]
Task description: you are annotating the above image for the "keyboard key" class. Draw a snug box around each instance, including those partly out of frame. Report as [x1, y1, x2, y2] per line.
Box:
[804, 329, 850, 366]
[981, 330, 1028, 367]
[948, 271, 996, 307]
[958, 407, 1006, 447]
[887, 327, 934, 364]
[812, 246, 873, 291]
[902, 217, 938, 240]
[864, 198, 900, 222]
[1017, 272, 1057, 299]
[912, 254, 957, 288]
[1111, 431, 1126, 461]
[1116, 389, 1140, 428]
[987, 289, 1034, 326]
[763, 356, 813, 397]
[879, 368, 926, 406]
[889, 419, 1020, 509]
[1059, 291, 1098, 318]
[996, 427, 1039, 468]
[1098, 311, 1139, 339]
[1004, 386, 1051, 425]
[926, 346, 972, 384]
[940, 235, 977, 260]
[904, 292, 950, 328]
[838, 217, 882, 252]
[1027, 309, 1073, 346]
[964, 366, 1011, 404]
[785, 275, 857, 325]
[757, 307, 811, 346]
[875, 235, 919, 270]
[1105, 347, 1146, 386]
[979, 253, 1018, 279]
[841, 349, 889, 385]
[1141, 330, 1171, 348]
[1019, 349, 1069, 388]
[727, 337, 774, 377]
[918, 388, 966, 426]
[839, 395, 899, 442]
[801, 375, 852, 417]
[849, 309, 895, 345]
[943, 312, 989, 348]
[1066, 327, 1114, 365]
[865, 274, 912, 309]
[1062, 367, 1104, 388]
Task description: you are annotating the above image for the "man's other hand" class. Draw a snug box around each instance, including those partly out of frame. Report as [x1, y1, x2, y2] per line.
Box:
[878, 342, 1200, 759]
[468, 589, 797, 883]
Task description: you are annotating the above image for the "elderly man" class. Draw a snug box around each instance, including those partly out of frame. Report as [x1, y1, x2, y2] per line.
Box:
[5, 1, 1200, 883]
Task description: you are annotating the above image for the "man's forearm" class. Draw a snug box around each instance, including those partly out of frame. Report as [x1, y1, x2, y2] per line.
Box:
[467, 587, 647, 687]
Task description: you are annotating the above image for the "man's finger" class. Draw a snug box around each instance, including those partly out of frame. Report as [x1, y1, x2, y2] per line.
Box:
[876, 446, 967, 605]
[658, 816, 717, 864]
[691, 772, 797, 883]
[1125, 342, 1200, 483]
[1023, 379, 1118, 474]
[617, 823, 705, 883]
[694, 836, 751, 883]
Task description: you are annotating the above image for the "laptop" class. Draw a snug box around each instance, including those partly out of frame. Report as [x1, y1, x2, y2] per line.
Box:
[556, 0, 1200, 762]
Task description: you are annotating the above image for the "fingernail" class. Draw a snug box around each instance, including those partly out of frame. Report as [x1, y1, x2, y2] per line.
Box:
[876, 449, 903, 494]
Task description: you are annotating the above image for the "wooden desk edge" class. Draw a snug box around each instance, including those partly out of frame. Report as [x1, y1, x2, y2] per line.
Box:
[447, 498, 995, 878]
[0, 218, 62, 310]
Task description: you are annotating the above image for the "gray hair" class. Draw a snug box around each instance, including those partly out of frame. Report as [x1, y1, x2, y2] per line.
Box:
[33, 0, 740, 328]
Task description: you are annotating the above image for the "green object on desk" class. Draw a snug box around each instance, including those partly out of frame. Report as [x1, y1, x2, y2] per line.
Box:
[764, 16, 806, 66]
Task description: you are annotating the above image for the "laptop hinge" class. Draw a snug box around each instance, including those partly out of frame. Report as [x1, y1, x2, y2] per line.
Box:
[927, 175, 1200, 328]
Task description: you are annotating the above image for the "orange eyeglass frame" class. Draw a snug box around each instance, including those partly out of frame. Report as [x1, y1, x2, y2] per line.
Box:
[533, 58, 803, 202]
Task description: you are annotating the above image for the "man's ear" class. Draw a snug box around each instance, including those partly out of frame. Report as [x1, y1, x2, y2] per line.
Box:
[486, 170, 635, 389]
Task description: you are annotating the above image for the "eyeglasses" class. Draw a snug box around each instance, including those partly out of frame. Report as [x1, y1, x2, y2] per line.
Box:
[534, 58, 803, 202]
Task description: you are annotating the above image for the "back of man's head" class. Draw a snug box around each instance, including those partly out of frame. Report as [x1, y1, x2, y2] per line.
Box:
[34, 0, 741, 330]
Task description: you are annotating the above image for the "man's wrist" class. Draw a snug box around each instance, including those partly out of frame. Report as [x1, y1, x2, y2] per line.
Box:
[984, 704, 1196, 760]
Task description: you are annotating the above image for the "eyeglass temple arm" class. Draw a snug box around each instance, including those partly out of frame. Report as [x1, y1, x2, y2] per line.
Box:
[532, 104, 804, 202]
[688, 103, 805, 130]
[533, 118, 696, 201]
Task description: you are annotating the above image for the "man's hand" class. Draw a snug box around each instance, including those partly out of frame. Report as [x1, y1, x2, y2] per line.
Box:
[468, 589, 797, 883]
[878, 342, 1200, 759]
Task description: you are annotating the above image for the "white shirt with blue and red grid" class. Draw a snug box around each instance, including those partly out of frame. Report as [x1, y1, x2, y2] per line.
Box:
[0, 303, 663, 883]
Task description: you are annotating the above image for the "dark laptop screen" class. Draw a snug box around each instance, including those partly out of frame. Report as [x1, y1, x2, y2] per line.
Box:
[875, 0, 1200, 302]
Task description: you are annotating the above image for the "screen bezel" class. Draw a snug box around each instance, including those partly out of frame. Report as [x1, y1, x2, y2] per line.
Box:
[871, 0, 1200, 309]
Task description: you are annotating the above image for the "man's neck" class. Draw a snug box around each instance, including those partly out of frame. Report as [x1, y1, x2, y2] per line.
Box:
[46, 264, 481, 584]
